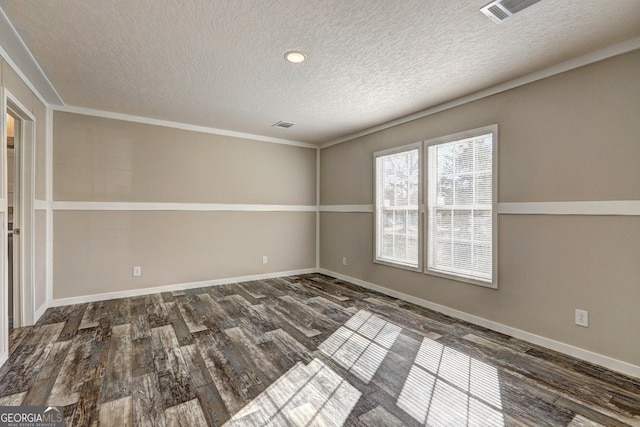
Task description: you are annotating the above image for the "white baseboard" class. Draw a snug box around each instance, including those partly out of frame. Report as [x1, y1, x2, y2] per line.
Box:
[49, 268, 317, 307]
[33, 302, 48, 323]
[318, 269, 640, 379]
[38, 266, 640, 378]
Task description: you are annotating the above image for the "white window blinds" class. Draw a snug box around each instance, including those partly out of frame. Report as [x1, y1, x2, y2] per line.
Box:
[427, 133, 493, 283]
[375, 148, 420, 269]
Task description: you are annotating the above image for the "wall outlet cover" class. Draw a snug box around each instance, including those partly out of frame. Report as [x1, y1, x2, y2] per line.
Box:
[575, 309, 589, 327]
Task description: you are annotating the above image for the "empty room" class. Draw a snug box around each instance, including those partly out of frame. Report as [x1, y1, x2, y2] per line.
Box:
[0, 0, 638, 426]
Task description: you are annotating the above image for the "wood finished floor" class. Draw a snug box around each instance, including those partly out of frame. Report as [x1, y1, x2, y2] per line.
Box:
[1, 274, 639, 426]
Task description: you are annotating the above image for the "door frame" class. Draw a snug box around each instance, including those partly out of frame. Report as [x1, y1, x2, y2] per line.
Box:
[0, 88, 36, 360]
[9, 107, 21, 329]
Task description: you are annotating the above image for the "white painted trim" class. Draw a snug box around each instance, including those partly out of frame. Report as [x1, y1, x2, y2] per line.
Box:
[5, 89, 38, 328]
[33, 301, 47, 323]
[318, 269, 640, 379]
[5, 89, 36, 122]
[314, 201, 640, 216]
[53, 105, 317, 149]
[315, 148, 320, 269]
[423, 125, 499, 289]
[49, 268, 317, 307]
[0, 9, 59, 106]
[498, 201, 640, 216]
[34, 199, 47, 210]
[319, 205, 374, 213]
[321, 37, 640, 149]
[52, 201, 317, 212]
[0, 87, 6, 361]
[45, 106, 53, 307]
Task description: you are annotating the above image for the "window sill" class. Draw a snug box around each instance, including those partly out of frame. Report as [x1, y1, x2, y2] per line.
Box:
[425, 268, 498, 289]
[373, 258, 421, 273]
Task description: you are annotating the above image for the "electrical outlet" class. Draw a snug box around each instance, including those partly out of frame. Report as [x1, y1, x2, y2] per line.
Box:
[262, 256, 268, 264]
[575, 309, 589, 327]
[133, 266, 141, 277]
[342, 257, 347, 266]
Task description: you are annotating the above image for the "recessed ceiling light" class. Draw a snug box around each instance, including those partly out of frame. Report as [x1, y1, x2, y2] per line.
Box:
[285, 51, 306, 63]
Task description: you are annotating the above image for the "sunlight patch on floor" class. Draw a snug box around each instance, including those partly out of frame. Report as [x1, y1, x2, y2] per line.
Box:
[224, 358, 361, 427]
[318, 310, 402, 383]
[397, 337, 504, 426]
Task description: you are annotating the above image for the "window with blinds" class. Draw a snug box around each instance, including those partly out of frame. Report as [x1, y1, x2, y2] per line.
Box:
[374, 146, 420, 269]
[372, 126, 497, 287]
[427, 132, 495, 284]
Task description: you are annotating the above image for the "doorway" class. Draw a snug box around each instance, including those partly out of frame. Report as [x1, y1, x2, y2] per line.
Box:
[6, 112, 20, 331]
[1, 91, 36, 346]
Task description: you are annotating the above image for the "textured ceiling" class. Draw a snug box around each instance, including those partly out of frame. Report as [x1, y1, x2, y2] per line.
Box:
[1, 0, 639, 144]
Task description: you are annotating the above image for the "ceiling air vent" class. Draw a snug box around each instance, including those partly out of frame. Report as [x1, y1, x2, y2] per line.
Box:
[481, 0, 543, 24]
[271, 120, 295, 129]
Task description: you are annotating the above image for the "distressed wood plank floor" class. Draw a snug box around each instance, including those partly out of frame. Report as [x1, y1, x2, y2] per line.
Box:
[1, 274, 639, 426]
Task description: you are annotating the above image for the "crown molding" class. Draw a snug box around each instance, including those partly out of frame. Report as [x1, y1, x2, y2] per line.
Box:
[0, 4, 316, 149]
[3, 1, 637, 152]
[321, 37, 640, 149]
[54, 105, 318, 149]
[0, 6, 64, 105]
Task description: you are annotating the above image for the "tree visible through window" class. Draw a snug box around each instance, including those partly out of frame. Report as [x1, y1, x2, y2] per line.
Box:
[375, 147, 420, 269]
[373, 126, 496, 287]
[427, 133, 494, 283]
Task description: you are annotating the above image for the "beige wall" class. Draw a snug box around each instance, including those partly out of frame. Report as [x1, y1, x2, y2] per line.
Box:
[33, 100, 47, 200]
[1, 59, 48, 319]
[34, 210, 46, 309]
[52, 113, 317, 298]
[53, 210, 315, 299]
[322, 51, 640, 205]
[53, 112, 316, 205]
[320, 50, 640, 365]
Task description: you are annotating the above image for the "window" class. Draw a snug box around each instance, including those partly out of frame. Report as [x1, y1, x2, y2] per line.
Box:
[426, 129, 496, 286]
[373, 126, 497, 288]
[374, 145, 420, 269]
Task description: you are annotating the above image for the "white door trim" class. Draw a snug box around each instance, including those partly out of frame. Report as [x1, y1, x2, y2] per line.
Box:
[2, 89, 37, 338]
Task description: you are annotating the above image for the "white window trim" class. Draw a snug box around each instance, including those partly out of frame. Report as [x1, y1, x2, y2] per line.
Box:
[424, 124, 499, 289]
[373, 142, 423, 272]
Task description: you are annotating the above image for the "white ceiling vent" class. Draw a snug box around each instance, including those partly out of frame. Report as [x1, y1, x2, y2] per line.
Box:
[481, 0, 543, 24]
[271, 120, 295, 129]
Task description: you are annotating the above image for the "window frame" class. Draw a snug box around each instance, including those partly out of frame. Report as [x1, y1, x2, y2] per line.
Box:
[424, 125, 499, 289]
[373, 142, 423, 272]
